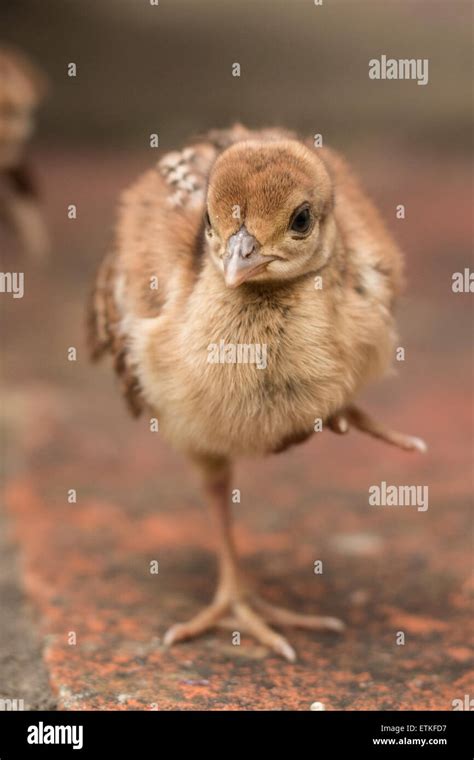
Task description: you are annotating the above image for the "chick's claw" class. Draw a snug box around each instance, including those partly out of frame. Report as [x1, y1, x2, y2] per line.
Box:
[163, 598, 228, 646]
[252, 597, 346, 633]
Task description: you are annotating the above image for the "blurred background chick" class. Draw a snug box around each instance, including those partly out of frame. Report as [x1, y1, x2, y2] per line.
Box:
[0, 46, 49, 260]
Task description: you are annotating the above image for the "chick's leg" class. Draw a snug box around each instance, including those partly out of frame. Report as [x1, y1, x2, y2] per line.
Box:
[164, 458, 344, 662]
[163, 459, 241, 645]
[328, 405, 427, 452]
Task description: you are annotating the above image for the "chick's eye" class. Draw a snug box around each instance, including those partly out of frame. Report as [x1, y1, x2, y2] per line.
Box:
[290, 205, 312, 236]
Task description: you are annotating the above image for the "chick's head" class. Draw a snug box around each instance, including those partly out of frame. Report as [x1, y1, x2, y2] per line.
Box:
[205, 140, 335, 288]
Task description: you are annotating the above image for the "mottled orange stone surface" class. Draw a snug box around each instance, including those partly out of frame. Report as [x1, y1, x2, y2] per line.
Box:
[3, 149, 473, 710]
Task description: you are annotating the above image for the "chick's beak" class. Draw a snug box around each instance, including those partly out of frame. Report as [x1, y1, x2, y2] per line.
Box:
[224, 226, 273, 288]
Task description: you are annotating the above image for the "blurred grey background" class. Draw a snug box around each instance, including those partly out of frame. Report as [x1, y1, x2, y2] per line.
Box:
[1, 0, 472, 152]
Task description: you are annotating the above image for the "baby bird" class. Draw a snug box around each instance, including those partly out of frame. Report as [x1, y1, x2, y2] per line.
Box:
[88, 125, 425, 661]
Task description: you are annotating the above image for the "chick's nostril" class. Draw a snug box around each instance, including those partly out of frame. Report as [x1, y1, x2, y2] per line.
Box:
[240, 232, 256, 257]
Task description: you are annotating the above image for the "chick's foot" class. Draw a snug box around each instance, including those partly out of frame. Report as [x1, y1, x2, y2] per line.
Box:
[163, 587, 345, 662]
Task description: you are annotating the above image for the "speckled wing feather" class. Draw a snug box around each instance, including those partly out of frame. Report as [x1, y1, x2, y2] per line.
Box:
[86, 248, 141, 408]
